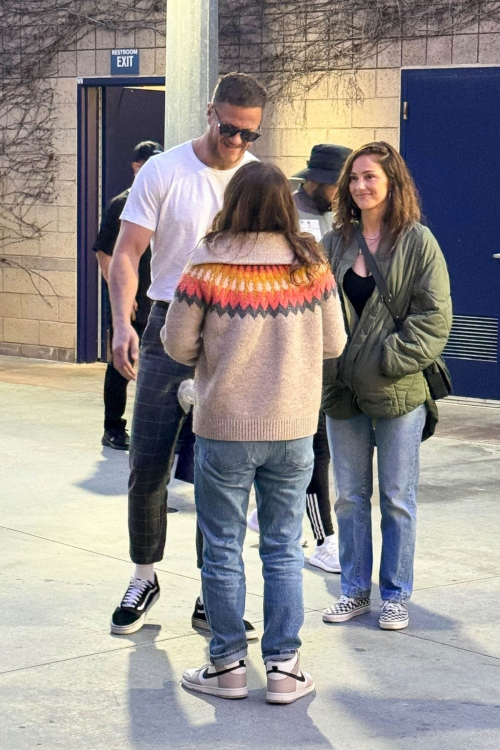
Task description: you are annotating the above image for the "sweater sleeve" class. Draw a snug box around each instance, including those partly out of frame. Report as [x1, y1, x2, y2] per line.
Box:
[160, 265, 207, 366]
[382, 228, 452, 377]
[321, 269, 348, 360]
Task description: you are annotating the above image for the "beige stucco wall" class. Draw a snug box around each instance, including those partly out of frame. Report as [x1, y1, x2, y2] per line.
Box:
[252, 69, 400, 175]
[252, 21, 500, 173]
[2, 14, 500, 361]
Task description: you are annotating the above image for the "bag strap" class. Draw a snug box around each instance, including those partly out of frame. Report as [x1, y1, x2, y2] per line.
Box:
[353, 226, 402, 328]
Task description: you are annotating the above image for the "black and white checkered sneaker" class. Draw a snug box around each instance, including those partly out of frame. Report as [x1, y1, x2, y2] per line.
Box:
[379, 601, 409, 630]
[322, 595, 371, 623]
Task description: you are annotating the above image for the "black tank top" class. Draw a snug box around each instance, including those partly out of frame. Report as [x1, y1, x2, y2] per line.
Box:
[343, 268, 376, 318]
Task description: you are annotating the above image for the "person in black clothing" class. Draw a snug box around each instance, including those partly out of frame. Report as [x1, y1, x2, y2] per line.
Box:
[93, 141, 162, 450]
[247, 144, 352, 575]
[293, 145, 353, 572]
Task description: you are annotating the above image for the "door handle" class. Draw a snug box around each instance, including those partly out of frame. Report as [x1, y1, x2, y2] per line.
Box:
[493, 254, 500, 258]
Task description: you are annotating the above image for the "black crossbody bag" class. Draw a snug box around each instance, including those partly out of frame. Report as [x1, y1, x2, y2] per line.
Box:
[354, 227, 452, 401]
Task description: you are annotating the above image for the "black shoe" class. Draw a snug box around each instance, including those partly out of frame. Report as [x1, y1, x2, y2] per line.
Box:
[191, 597, 258, 641]
[110, 575, 160, 635]
[102, 428, 130, 450]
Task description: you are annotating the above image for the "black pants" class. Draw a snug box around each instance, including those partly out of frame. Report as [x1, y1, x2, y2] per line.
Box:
[305, 411, 335, 542]
[128, 303, 202, 566]
[103, 321, 144, 431]
[176, 412, 204, 568]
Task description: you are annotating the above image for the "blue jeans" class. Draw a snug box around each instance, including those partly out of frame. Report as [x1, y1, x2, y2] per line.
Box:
[194, 436, 314, 666]
[326, 405, 426, 602]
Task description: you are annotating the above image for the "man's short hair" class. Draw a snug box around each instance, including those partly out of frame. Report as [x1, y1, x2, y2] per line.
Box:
[133, 141, 163, 163]
[212, 72, 267, 110]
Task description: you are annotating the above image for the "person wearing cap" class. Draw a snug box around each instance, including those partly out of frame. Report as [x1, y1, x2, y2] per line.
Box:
[93, 140, 163, 450]
[292, 143, 352, 240]
[247, 143, 352, 574]
[295, 145, 352, 572]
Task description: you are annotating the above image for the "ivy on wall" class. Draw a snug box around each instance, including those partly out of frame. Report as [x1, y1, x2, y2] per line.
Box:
[0, 0, 498, 261]
[0, 1, 164, 260]
[219, 0, 497, 97]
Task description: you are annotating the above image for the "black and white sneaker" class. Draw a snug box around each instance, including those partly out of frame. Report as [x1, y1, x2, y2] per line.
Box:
[110, 575, 160, 635]
[191, 597, 259, 641]
[379, 601, 409, 630]
[322, 595, 371, 623]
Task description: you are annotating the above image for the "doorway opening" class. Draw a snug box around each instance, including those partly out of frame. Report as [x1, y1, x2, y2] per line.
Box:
[77, 76, 165, 363]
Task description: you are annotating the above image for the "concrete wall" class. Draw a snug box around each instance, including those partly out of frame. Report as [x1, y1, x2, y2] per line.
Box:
[2, 10, 500, 361]
[0, 27, 166, 362]
[250, 18, 500, 175]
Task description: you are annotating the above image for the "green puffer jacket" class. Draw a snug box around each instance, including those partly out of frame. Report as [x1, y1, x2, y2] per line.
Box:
[321, 223, 452, 430]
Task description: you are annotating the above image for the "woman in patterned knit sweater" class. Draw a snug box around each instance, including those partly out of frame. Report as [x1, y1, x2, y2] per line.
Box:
[162, 162, 347, 704]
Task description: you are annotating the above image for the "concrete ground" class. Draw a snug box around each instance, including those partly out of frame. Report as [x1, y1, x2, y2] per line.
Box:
[1, 354, 499, 750]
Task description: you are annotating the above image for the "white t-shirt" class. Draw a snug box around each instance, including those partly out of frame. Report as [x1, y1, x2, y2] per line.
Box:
[121, 141, 258, 301]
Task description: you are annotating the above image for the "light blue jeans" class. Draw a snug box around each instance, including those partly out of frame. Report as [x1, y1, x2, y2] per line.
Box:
[326, 405, 426, 602]
[194, 436, 314, 666]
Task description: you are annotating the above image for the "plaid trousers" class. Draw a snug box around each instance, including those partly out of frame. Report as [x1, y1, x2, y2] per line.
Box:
[129, 302, 201, 564]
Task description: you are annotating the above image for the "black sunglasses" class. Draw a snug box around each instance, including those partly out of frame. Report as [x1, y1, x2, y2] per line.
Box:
[213, 106, 261, 143]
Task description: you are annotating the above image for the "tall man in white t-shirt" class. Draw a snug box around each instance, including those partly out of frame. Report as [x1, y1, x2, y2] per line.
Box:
[107, 73, 267, 637]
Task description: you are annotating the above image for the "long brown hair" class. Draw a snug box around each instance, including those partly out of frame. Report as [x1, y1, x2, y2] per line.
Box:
[205, 161, 326, 283]
[333, 141, 421, 247]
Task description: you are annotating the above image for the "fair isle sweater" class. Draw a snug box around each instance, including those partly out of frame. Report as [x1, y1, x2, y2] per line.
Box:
[162, 232, 347, 441]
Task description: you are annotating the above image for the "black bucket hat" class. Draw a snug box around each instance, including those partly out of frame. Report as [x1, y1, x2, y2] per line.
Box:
[293, 144, 352, 184]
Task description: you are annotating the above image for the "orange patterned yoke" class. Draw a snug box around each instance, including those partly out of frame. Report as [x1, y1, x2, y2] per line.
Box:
[162, 232, 347, 441]
[175, 262, 335, 318]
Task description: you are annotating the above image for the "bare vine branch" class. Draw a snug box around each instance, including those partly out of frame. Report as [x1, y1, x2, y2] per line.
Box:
[0, 257, 58, 305]
[219, 1, 499, 99]
[1, 0, 499, 259]
[0, 1, 164, 255]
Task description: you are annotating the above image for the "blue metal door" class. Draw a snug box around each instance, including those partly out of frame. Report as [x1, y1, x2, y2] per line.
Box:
[400, 68, 500, 400]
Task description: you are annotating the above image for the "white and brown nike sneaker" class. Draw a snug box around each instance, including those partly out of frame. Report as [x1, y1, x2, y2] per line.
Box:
[182, 659, 248, 700]
[266, 652, 314, 705]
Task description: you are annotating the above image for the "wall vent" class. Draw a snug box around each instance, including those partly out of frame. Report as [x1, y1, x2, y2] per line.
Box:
[443, 315, 498, 363]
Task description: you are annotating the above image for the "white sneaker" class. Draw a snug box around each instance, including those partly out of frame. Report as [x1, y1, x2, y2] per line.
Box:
[247, 508, 260, 533]
[266, 652, 314, 704]
[308, 534, 341, 573]
[182, 659, 248, 700]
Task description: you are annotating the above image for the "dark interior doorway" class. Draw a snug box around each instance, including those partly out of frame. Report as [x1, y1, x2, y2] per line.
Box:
[100, 86, 165, 360]
[103, 87, 165, 205]
[77, 77, 165, 363]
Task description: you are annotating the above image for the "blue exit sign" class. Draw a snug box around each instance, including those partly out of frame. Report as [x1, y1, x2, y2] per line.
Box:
[111, 49, 140, 75]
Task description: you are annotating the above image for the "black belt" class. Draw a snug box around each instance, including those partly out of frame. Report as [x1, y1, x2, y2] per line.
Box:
[153, 300, 170, 310]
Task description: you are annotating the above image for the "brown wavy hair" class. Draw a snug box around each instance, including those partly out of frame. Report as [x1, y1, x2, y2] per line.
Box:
[333, 141, 421, 247]
[205, 161, 326, 283]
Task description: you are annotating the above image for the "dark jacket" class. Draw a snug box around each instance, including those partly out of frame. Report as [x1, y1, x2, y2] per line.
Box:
[321, 223, 452, 424]
[292, 188, 333, 240]
[93, 189, 152, 328]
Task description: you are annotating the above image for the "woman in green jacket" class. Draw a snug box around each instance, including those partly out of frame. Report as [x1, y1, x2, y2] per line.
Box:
[321, 142, 452, 631]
